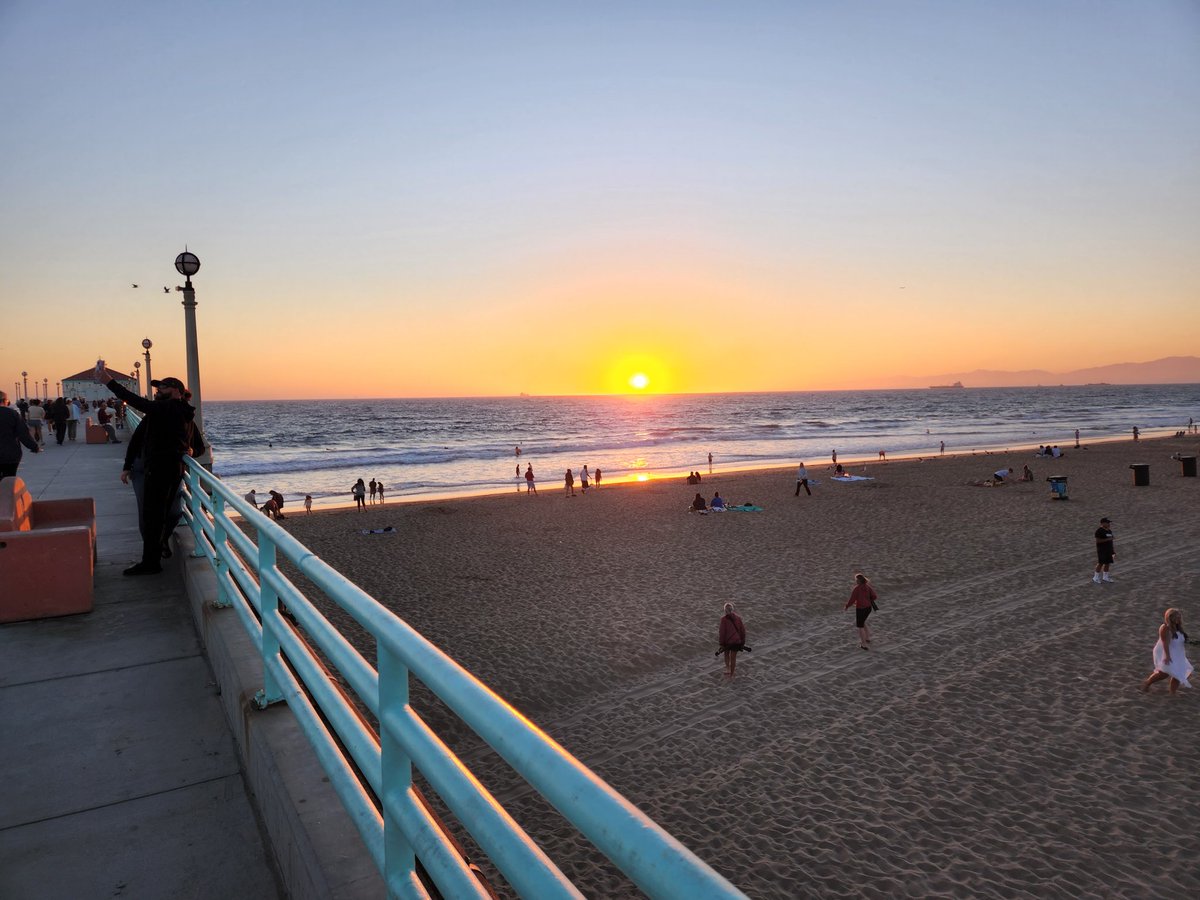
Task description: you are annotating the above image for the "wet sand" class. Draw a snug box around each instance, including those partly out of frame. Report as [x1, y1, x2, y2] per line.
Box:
[277, 434, 1200, 897]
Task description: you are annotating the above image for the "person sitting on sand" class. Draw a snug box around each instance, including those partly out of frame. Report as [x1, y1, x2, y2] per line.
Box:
[710, 491, 726, 510]
[1142, 608, 1193, 694]
[1051, 445, 1063, 458]
[686, 472, 696, 484]
[834, 463, 844, 476]
[244, 489, 258, 509]
[718, 602, 747, 678]
[690, 493, 707, 512]
[1019, 464, 1034, 482]
[844, 573, 878, 650]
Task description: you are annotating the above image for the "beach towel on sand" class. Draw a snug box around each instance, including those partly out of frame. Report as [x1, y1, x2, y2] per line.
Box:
[831, 475, 875, 483]
[360, 526, 396, 535]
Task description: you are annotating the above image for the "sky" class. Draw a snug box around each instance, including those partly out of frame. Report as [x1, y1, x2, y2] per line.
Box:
[2, 1, 1198, 400]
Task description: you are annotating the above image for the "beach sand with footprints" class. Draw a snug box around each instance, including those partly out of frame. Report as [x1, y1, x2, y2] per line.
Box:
[277, 433, 1200, 897]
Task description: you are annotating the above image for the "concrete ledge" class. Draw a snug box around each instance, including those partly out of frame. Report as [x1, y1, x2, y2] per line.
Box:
[174, 529, 384, 900]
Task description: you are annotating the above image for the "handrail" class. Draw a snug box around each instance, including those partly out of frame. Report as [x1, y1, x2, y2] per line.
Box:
[146, 414, 742, 898]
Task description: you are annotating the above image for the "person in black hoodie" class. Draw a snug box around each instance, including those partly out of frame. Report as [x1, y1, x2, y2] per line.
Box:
[99, 371, 199, 575]
[0, 390, 41, 478]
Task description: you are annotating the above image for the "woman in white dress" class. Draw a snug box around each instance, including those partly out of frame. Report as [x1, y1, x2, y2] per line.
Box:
[1141, 608, 1193, 694]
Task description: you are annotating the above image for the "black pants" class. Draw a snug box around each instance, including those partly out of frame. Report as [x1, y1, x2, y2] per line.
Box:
[141, 462, 184, 566]
[53, 421, 66, 444]
[795, 478, 810, 496]
[0, 462, 18, 478]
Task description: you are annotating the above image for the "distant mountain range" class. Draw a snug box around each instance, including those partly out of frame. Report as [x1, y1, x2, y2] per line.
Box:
[893, 356, 1200, 389]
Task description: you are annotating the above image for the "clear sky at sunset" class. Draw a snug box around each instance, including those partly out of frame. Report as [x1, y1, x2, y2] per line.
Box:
[2, 1, 1197, 399]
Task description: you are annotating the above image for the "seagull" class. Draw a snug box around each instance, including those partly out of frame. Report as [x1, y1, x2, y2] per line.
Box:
[162, 286, 170, 293]
[131, 284, 139, 288]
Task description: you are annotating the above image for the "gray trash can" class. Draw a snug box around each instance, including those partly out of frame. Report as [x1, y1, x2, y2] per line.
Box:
[1129, 463, 1150, 487]
[1180, 455, 1197, 477]
[1047, 475, 1068, 500]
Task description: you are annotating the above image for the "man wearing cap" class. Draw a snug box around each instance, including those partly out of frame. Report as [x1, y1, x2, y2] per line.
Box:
[98, 370, 200, 575]
[1093, 517, 1115, 584]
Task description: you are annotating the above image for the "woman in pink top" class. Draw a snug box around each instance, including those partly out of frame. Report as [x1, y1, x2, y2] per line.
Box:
[844, 573, 878, 650]
[718, 602, 747, 678]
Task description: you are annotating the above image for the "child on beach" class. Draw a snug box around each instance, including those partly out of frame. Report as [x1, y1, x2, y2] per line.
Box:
[844, 573, 878, 650]
[304, 494, 312, 514]
[718, 602, 747, 678]
[1142, 608, 1193, 693]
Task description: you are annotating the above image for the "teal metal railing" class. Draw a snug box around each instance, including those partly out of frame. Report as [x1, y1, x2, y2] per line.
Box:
[156, 438, 742, 898]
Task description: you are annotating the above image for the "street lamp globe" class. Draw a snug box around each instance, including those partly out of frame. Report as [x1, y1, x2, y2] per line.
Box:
[175, 252, 201, 278]
[142, 338, 153, 351]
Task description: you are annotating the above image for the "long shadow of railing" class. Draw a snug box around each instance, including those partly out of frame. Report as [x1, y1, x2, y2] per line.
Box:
[149, 422, 742, 898]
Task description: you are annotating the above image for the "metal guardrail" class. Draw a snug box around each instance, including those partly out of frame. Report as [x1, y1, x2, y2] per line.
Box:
[139, 414, 742, 898]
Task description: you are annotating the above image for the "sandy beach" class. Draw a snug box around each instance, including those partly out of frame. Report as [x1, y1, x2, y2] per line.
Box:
[277, 434, 1200, 897]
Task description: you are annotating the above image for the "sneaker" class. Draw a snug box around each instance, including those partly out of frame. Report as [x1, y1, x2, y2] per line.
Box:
[123, 562, 163, 576]
[1102, 575, 1114, 583]
[1092, 573, 1102, 584]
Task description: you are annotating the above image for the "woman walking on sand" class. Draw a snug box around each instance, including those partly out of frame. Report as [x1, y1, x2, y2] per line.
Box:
[844, 573, 878, 650]
[718, 602, 746, 677]
[351, 478, 366, 510]
[1142, 608, 1193, 694]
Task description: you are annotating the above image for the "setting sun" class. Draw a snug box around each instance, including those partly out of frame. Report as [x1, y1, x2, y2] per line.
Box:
[629, 373, 650, 390]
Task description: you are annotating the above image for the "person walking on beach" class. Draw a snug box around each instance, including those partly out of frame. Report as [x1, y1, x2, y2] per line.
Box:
[718, 602, 746, 678]
[352, 478, 367, 509]
[304, 494, 313, 514]
[48, 397, 68, 445]
[1141, 608, 1193, 694]
[0, 390, 41, 479]
[580, 465, 589, 493]
[708, 452, 713, 474]
[1093, 517, 1115, 583]
[25, 400, 45, 446]
[1074, 428, 1081, 449]
[369, 478, 377, 503]
[377, 480, 385, 503]
[831, 449, 838, 468]
[940, 440, 945, 455]
[844, 573, 878, 650]
[525, 463, 537, 495]
[1132, 425, 1139, 441]
[795, 461, 811, 496]
[66, 397, 81, 441]
[564, 468, 575, 497]
[594, 467, 602, 487]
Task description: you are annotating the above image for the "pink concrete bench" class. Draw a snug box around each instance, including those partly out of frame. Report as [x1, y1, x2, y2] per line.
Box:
[0, 477, 96, 623]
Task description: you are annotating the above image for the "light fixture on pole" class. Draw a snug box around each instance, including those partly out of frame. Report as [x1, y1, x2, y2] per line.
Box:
[174, 250, 211, 468]
[134, 361, 141, 395]
[42, 378, 48, 400]
[56, 381, 61, 396]
[141, 338, 153, 399]
[21, 371, 28, 401]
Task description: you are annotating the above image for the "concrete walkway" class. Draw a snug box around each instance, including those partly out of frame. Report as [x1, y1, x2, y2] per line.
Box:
[0, 432, 281, 899]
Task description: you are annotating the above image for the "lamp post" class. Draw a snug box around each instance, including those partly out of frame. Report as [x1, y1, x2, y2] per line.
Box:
[42, 378, 48, 400]
[134, 361, 141, 395]
[21, 371, 28, 401]
[56, 381, 61, 397]
[175, 250, 210, 468]
[141, 338, 153, 399]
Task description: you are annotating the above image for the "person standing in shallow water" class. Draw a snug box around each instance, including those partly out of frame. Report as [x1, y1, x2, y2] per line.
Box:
[1142, 608, 1193, 694]
[352, 478, 366, 509]
[525, 463, 537, 495]
[718, 602, 746, 677]
[844, 573, 878, 650]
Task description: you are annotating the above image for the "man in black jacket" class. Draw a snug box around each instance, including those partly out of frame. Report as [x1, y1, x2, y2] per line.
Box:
[99, 371, 199, 575]
[0, 390, 41, 478]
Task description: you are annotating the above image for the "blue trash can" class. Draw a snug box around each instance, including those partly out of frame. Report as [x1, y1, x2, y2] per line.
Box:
[1047, 475, 1068, 500]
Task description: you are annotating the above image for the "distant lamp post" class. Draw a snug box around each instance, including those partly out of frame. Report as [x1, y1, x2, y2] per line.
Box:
[42, 378, 48, 400]
[141, 338, 153, 399]
[56, 381, 61, 396]
[174, 250, 210, 468]
[21, 371, 28, 401]
[134, 360, 141, 395]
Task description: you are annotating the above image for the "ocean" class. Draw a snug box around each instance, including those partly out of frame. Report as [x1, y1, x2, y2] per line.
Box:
[203, 385, 1200, 508]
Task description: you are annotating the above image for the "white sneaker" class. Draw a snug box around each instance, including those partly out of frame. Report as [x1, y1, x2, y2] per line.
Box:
[1092, 573, 1102, 584]
[1102, 575, 1114, 583]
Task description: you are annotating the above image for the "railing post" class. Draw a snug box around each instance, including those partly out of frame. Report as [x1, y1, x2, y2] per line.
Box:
[187, 464, 205, 558]
[378, 644, 419, 897]
[253, 534, 285, 709]
[210, 493, 232, 608]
